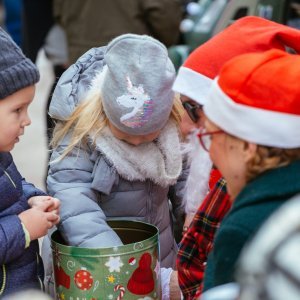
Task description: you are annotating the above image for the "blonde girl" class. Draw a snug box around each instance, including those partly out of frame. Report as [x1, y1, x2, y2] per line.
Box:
[43, 34, 187, 298]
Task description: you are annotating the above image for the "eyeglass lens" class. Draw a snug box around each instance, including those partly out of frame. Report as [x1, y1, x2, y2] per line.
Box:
[182, 102, 202, 123]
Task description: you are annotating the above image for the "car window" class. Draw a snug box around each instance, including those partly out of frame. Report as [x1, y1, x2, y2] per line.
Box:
[286, 0, 300, 29]
[194, 0, 228, 32]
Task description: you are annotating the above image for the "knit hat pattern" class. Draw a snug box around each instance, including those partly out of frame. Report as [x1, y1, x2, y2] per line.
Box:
[127, 253, 155, 295]
[101, 34, 176, 135]
[173, 16, 300, 105]
[0, 27, 39, 99]
[204, 49, 300, 148]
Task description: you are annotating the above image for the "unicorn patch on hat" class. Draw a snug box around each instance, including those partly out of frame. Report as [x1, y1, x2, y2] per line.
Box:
[116, 76, 154, 128]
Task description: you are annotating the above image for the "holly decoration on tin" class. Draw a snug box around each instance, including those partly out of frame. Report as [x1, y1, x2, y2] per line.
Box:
[74, 267, 94, 291]
[53, 244, 71, 289]
[55, 265, 71, 289]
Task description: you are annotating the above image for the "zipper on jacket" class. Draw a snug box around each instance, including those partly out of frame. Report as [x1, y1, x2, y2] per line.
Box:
[147, 180, 153, 223]
[3, 170, 16, 188]
[0, 265, 6, 295]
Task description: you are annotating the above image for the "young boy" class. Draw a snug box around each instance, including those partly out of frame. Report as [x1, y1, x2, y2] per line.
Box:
[0, 27, 60, 296]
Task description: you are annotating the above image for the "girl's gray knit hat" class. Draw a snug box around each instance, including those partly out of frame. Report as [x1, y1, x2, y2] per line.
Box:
[101, 34, 176, 135]
[0, 27, 39, 100]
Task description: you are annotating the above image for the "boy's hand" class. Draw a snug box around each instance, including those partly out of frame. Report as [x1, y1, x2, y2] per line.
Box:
[28, 196, 60, 215]
[19, 201, 60, 240]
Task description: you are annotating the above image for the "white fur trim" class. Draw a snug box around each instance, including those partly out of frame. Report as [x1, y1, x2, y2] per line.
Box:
[86, 65, 108, 98]
[172, 67, 212, 105]
[91, 121, 182, 187]
[204, 79, 300, 148]
[183, 131, 212, 214]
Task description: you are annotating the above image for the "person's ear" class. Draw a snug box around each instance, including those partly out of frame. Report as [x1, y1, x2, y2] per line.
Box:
[243, 142, 257, 162]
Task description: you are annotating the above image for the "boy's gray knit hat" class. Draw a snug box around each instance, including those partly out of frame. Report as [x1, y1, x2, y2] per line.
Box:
[101, 34, 176, 135]
[0, 27, 39, 100]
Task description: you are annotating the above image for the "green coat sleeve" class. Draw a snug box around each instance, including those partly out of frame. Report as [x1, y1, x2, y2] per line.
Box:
[203, 224, 251, 291]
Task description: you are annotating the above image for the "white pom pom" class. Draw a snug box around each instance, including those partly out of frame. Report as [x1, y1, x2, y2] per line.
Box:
[186, 2, 202, 15]
[180, 19, 195, 33]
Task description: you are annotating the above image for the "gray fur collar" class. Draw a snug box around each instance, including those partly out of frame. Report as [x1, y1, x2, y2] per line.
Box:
[91, 121, 182, 187]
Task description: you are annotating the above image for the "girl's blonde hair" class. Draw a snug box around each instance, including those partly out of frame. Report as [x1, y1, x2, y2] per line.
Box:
[51, 92, 183, 160]
[246, 146, 300, 181]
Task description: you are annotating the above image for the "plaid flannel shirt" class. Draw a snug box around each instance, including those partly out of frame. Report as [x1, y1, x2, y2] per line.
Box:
[177, 178, 231, 299]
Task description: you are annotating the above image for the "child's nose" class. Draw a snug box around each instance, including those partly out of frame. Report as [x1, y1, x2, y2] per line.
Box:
[22, 113, 31, 127]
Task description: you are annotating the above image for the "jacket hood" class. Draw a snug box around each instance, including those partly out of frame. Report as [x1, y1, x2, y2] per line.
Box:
[49, 46, 106, 121]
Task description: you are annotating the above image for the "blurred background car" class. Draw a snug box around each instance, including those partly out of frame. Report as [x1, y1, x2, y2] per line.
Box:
[170, 0, 300, 70]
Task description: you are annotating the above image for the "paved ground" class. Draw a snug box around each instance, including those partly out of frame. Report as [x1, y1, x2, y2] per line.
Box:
[12, 51, 54, 191]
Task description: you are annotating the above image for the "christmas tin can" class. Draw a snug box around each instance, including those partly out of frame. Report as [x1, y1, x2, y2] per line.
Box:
[51, 220, 161, 300]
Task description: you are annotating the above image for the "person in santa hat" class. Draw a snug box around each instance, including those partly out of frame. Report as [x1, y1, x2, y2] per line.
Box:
[172, 15, 300, 299]
[201, 49, 300, 291]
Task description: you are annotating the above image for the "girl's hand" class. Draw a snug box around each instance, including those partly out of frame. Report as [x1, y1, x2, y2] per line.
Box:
[18, 201, 60, 240]
[169, 271, 182, 300]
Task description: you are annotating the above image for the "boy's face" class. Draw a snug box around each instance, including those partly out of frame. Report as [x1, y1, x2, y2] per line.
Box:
[0, 85, 35, 152]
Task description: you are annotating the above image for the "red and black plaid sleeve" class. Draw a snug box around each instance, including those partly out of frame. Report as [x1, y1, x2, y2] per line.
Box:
[177, 178, 231, 299]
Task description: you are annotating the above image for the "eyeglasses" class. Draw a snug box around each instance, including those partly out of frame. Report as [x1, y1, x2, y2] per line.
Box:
[198, 129, 224, 151]
[182, 101, 203, 123]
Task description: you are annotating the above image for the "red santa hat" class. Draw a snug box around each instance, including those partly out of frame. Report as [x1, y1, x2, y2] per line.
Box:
[173, 16, 300, 105]
[204, 49, 300, 148]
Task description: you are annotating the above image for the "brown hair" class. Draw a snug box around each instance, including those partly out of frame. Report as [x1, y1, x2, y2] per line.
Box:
[246, 146, 300, 181]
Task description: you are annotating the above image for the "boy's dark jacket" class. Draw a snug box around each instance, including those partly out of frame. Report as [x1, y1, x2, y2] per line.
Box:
[0, 152, 45, 296]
